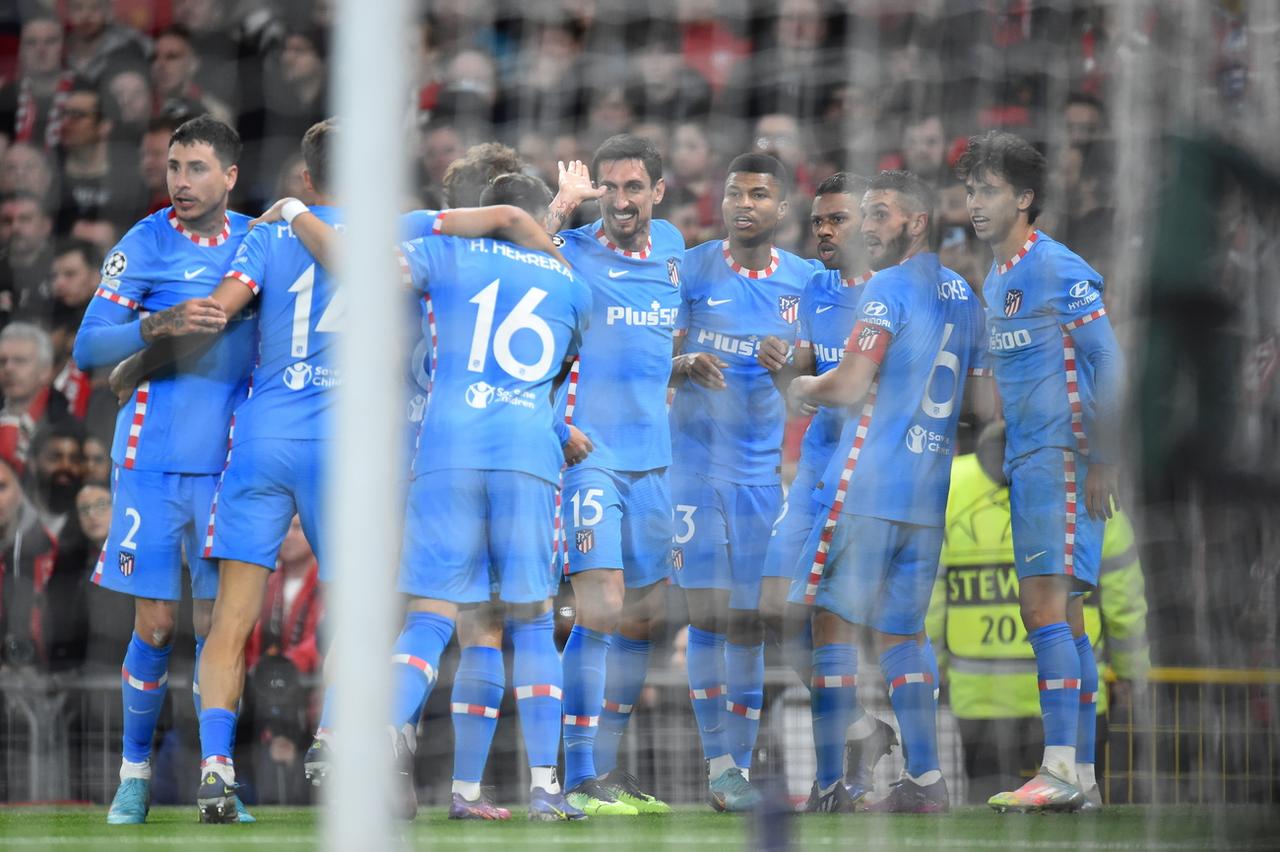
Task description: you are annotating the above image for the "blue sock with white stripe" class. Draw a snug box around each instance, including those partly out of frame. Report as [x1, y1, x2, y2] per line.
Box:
[1075, 633, 1099, 766]
[451, 646, 505, 785]
[510, 613, 563, 774]
[921, 636, 941, 700]
[1028, 622, 1081, 755]
[121, 633, 172, 764]
[562, 625, 610, 790]
[389, 612, 455, 728]
[881, 640, 940, 779]
[192, 634, 205, 715]
[199, 707, 237, 767]
[687, 626, 728, 762]
[724, 640, 765, 770]
[811, 643, 858, 790]
[594, 634, 651, 777]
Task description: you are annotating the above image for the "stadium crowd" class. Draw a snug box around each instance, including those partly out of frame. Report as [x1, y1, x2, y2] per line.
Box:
[0, 0, 1186, 815]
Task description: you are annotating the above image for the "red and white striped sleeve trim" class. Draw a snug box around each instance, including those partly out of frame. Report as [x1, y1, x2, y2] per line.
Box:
[1062, 307, 1107, 331]
[432, 211, 447, 234]
[122, 381, 151, 469]
[515, 684, 563, 701]
[226, 270, 260, 295]
[95, 287, 140, 311]
[451, 702, 500, 719]
[397, 249, 413, 287]
[563, 357, 580, 424]
[1062, 450, 1079, 576]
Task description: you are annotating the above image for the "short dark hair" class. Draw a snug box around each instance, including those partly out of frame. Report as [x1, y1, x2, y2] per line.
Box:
[954, 130, 1047, 224]
[53, 237, 103, 270]
[155, 23, 192, 45]
[66, 79, 103, 120]
[2, 190, 50, 213]
[480, 173, 553, 217]
[725, 152, 789, 197]
[590, 133, 662, 186]
[1066, 91, 1104, 116]
[815, 171, 870, 199]
[30, 419, 86, 465]
[301, 117, 338, 194]
[169, 114, 242, 168]
[867, 169, 936, 216]
[443, 142, 522, 208]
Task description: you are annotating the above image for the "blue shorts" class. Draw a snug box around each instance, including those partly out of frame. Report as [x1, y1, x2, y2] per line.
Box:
[788, 513, 943, 636]
[92, 466, 220, 601]
[208, 438, 327, 577]
[399, 468, 557, 604]
[1008, 447, 1103, 588]
[761, 463, 823, 583]
[561, 466, 673, 590]
[671, 471, 780, 611]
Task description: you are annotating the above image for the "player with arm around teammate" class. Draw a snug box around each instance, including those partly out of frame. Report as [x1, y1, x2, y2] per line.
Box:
[787, 171, 991, 813]
[71, 115, 256, 825]
[957, 130, 1124, 813]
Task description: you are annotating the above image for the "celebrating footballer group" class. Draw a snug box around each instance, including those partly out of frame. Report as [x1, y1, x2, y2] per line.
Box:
[76, 108, 1123, 824]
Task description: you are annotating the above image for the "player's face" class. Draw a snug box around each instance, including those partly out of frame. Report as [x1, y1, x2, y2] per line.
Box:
[167, 141, 237, 227]
[964, 168, 1030, 245]
[811, 192, 863, 271]
[596, 158, 664, 246]
[722, 171, 787, 246]
[860, 189, 917, 271]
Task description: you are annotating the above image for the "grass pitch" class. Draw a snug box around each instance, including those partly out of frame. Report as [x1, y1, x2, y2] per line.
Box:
[1, 805, 1277, 851]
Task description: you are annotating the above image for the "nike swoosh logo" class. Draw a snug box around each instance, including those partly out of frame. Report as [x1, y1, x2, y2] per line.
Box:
[815, 305, 835, 314]
[707, 298, 732, 306]
[608, 269, 628, 278]
[1024, 550, 1047, 563]
[127, 707, 150, 714]
[184, 267, 207, 280]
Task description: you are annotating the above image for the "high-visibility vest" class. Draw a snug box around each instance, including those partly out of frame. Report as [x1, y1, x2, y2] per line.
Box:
[925, 453, 1151, 719]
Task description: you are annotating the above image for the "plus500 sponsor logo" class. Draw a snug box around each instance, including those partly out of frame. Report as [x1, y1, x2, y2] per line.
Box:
[989, 327, 1032, 351]
[695, 328, 756, 357]
[606, 305, 678, 327]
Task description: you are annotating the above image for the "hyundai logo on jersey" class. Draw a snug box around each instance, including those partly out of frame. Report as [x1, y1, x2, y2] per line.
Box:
[863, 300, 888, 317]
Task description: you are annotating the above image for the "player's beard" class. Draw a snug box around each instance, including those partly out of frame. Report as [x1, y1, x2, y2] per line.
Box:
[870, 223, 912, 270]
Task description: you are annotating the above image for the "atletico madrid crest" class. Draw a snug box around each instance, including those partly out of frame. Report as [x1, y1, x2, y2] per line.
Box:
[671, 547, 684, 571]
[667, 257, 681, 287]
[1004, 289, 1023, 317]
[778, 295, 800, 324]
[576, 529, 594, 554]
[856, 325, 880, 351]
[118, 551, 135, 577]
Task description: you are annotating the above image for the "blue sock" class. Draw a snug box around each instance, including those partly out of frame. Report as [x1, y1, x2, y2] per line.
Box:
[881, 640, 939, 778]
[451, 646, 504, 784]
[724, 640, 764, 769]
[686, 626, 728, 761]
[199, 707, 237, 765]
[317, 686, 336, 734]
[594, 634, 651, 777]
[510, 613, 563, 772]
[121, 633, 172, 764]
[561, 625, 610, 789]
[783, 618, 813, 686]
[811, 643, 858, 789]
[1075, 633, 1098, 765]
[1028, 623, 1081, 748]
[193, 634, 206, 715]
[920, 636, 940, 700]
[390, 612, 455, 728]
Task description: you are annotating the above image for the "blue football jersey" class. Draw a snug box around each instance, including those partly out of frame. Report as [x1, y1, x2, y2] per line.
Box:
[224, 205, 344, 442]
[400, 234, 591, 484]
[400, 209, 442, 443]
[794, 268, 872, 472]
[669, 240, 812, 484]
[89, 208, 256, 473]
[553, 219, 684, 473]
[814, 252, 987, 527]
[981, 230, 1112, 463]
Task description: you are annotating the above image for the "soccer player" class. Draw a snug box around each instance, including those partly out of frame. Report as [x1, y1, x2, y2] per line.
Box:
[70, 115, 257, 826]
[755, 172, 899, 804]
[957, 130, 1123, 813]
[787, 170, 989, 813]
[666, 152, 810, 811]
[542, 134, 684, 815]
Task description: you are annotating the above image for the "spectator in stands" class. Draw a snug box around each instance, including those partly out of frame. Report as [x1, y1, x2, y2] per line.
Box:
[752, 112, 816, 198]
[899, 113, 949, 188]
[0, 451, 58, 671]
[0, 143, 57, 210]
[63, 0, 150, 85]
[67, 216, 118, 256]
[584, 79, 635, 151]
[629, 19, 713, 125]
[171, 0, 254, 110]
[496, 13, 589, 136]
[0, 323, 67, 470]
[937, 175, 987, 288]
[55, 80, 135, 233]
[0, 193, 55, 322]
[0, 15, 72, 153]
[251, 23, 329, 202]
[81, 435, 110, 486]
[417, 118, 467, 196]
[1061, 141, 1116, 283]
[441, 50, 499, 123]
[74, 479, 134, 671]
[26, 421, 85, 540]
[150, 26, 234, 127]
[137, 115, 182, 217]
[666, 121, 722, 245]
[48, 240, 101, 422]
[1065, 91, 1106, 147]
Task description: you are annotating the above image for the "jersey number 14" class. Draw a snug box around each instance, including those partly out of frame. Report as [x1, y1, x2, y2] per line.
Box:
[288, 264, 344, 358]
